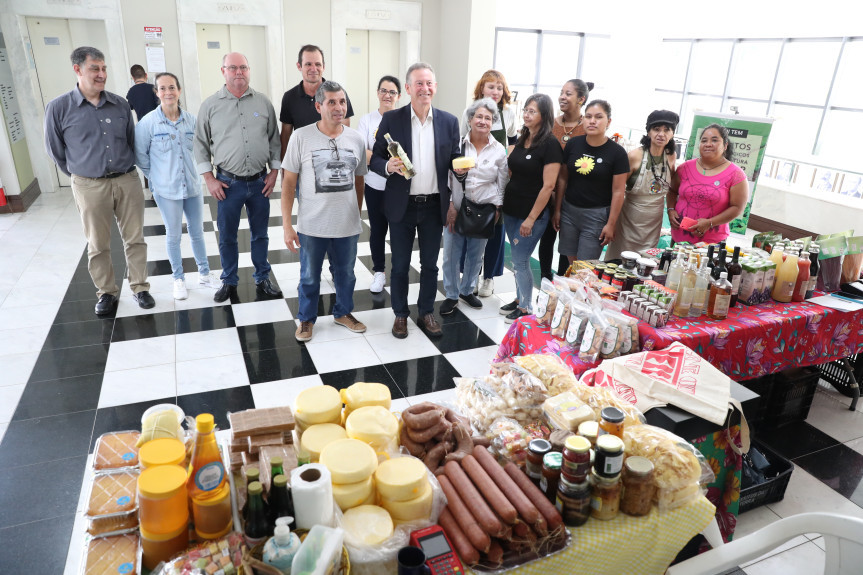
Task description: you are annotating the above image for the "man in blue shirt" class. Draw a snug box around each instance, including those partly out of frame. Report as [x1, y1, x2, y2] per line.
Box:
[126, 65, 159, 122]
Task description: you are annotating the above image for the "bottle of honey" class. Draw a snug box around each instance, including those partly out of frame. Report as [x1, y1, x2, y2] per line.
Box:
[187, 414, 232, 539]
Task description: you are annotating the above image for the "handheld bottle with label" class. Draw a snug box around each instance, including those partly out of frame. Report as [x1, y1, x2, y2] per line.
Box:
[772, 249, 799, 303]
[263, 516, 301, 574]
[805, 244, 820, 299]
[792, 251, 811, 303]
[689, 257, 710, 317]
[727, 246, 742, 307]
[673, 253, 698, 318]
[708, 272, 733, 320]
[187, 413, 232, 539]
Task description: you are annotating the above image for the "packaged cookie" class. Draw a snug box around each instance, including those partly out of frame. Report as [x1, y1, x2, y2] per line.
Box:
[535, 278, 558, 325]
[550, 290, 573, 340]
[80, 532, 140, 575]
[578, 310, 608, 363]
[93, 431, 140, 471]
[86, 511, 139, 536]
[86, 470, 139, 517]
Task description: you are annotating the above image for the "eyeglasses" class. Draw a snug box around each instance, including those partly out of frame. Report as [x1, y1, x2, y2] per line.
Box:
[223, 65, 249, 73]
[328, 138, 340, 161]
[378, 89, 399, 97]
[523, 109, 539, 117]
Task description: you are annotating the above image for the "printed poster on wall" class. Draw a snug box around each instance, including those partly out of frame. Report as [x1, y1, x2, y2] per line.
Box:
[685, 112, 773, 235]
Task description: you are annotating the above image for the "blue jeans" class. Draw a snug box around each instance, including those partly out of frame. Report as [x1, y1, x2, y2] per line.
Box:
[504, 211, 549, 312]
[215, 172, 271, 285]
[153, 193, 209, 280]
[297, 233, 358, 322]
[443, 228, 487, 299]
[459, 220, 504, 279]
[389, 199, 443, 318]
[364, 184, 388, 273]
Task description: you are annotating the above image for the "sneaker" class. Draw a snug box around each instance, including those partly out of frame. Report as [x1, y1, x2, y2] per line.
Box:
[295, 320, 314, 342]
[370, 271, 386, 293]
[198, 272, 221, 289]
[173, 278, 188, 300]
[504, 308, 528, 324]
[459, 293, 483, 309]
[478, 278, 494, 297]
[334, 313, 366, 333]
[499, 299, 518, 315]
[439, 298, 459, 315]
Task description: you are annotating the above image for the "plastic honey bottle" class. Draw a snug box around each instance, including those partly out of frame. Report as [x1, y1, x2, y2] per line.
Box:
[708, 272, 733, 320]
[187, 414, 232, 539]
[772, 249, 799, 303]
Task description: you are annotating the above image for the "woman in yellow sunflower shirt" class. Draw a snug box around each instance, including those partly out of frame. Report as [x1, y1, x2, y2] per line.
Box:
[554, 100, 630, 262]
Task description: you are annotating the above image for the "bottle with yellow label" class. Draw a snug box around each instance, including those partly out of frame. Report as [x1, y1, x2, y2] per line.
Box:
[187, 414, 232, 539]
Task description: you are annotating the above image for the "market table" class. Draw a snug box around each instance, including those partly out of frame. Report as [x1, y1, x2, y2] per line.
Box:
[468, 496, 716, 575]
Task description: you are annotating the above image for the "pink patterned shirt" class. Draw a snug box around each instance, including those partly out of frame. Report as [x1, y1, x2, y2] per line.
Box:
[671, 159, 746, 244]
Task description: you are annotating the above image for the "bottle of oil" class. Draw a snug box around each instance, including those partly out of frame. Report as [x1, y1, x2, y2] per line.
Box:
[690, 257, 711, 317]
[673, 253, 698, 318]
[383, 133, 417, 179]
[708, 272, 732, 320]
[187, 414, 233, 539]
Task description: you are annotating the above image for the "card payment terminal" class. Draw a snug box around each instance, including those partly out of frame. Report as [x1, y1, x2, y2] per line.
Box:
[409, 525, 464, 574]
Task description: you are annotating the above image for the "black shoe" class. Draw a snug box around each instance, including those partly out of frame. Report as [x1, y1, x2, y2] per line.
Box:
[133, 290, 155, 309]
[439, 298, 459, 315]
[214, 282, 237, 303]
[499, 299, 518, 315]
[504, 308, 528, 324]
[95, 294, 117, 316]
[459, 293, 483, 309]
[255, 278, 283, 299]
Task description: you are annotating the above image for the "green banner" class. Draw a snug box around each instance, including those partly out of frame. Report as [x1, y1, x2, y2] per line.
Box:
[686, 113, 774, 235]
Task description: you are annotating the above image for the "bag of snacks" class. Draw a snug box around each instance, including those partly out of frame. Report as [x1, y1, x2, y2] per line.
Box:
[602, 309, 640, 357]
[154, 531, 247, 575]
[535, 278, 558, 324]
[622, 425, 715, 512]
[485, 417, 532, 467]
[578, 308, 609, 363]
[568, 382, 645, 427]
[550, 289, 573, 340]
[513, 354, 579, 397]
[456, 365, 548, 432]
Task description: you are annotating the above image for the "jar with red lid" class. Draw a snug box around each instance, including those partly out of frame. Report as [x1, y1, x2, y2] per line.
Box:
[598, 406, 625, 440]
[539, 452, 563, 502]
[561, 435, 591, 483]
[525, 438, 552, 486]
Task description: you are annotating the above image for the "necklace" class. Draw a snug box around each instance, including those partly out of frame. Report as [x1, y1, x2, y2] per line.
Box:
[698, 158, 727, 175]
[647, 153, 667, 194]
[561, 115, 582, 142]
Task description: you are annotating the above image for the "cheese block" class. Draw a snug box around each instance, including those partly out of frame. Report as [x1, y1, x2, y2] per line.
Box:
[319, 438, 378, 484]
[375, 457, 428, 502]
[345, 406, 399, 452]
[294, 385, 342, 425]
[301, 423, 348, 463]
[295, 413, 341, 438]
[342, 505, 394, 546]
[452, 156, 476, 169]
[542, 391, 596, 432]
[332, 475, 375, 511]
[340, 382, 392, 411]
[380, 482, 433, 522]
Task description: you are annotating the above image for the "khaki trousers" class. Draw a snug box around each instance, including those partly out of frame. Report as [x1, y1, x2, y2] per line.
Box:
[71, 171, 150, 298]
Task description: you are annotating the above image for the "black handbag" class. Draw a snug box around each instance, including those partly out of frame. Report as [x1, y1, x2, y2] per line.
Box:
[455, 195, 497, 238]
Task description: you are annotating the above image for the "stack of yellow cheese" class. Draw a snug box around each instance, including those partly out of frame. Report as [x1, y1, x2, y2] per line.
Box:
[345, 406, 399, 454]
[341, 505, 394, 546]
[340, 382, 391, 424]
[293, 386, 342, 437]
[300, 423, 347, 463]
[375, 457, 433, 522]
[320, 438, 378, 511]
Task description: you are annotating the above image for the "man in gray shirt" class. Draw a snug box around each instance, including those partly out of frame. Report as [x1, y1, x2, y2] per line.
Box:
[44, 46, 153, 315]
[194, 52, 282, 302]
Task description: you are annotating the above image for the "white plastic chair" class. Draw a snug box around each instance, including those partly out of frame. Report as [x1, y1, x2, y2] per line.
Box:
[666, 512, 863, 575]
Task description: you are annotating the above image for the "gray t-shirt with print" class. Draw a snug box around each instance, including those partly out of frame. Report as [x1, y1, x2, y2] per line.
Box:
[281, 123, 368, 238]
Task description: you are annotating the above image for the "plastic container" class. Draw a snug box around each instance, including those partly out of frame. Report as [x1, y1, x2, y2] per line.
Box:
[138, 464, 189, 535]
[139, 437, 186, 469]
[187, 414, 233, 540]
[192, 488, 234, 540]
[292, 524, 345, 575]
[263, 517, 301, 573]
[140, 523, 190, 571]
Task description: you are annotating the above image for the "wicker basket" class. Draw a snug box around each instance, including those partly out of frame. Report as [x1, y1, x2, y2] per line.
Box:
[241, 529, 350, 575]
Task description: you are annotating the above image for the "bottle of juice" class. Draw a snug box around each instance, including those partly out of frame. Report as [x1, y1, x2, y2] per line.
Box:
[772, 250, 799, 303]
[770, 244, 785, 270]
[187, 414, 232, 539]
[792, 251, 811, 303]
[805, 244, 820, 299]
[708, 272, 733, 320]
[673, 254, 698, 318]
[690, 257, 711, 317]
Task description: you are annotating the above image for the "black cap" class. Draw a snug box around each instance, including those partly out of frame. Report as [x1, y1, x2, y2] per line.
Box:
[646, 110, 679, 131]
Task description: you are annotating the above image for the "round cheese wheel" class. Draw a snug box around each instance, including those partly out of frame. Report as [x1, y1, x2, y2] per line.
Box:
[320, 438, 378, 484]
[341, 505, 394, 546]
[340, 382, 392, 411]
[294, 386, 342, 425]
[380, 482, 433, 522]
[345, 406, 399, 452]
[332, 475, 375, 511]
[301, 423, 347, 463]
[375, 457, 428, 502]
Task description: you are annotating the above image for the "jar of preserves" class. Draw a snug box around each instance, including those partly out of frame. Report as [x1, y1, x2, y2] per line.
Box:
[594, 434, 624, 478]
[593, 264, 607, 278]
[577, 421, 599, 448]
[539, 452, 563, 502]
[612, 273, 626, 289]
[620, 456, 655, 517]
[598, 406, 625, 439]
[601, 269, 614, 284]
[556, 475, 591, 527]
[590, 470, 621, 521]
[525, 438, 552, 486]
[561, 435, 591, 483]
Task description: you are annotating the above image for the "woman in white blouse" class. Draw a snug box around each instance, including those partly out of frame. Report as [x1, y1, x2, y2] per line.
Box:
[440, 98, 509, 314]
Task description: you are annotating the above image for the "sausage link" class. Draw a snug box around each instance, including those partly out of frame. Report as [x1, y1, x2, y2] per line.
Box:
[473, 445, 545, 534]
[437, 507, 481, 566]
[437, 475, 491, 553]
[460, 454, 518, 525]
[444, 460, 505, 537]
[503, 462, 563, 531]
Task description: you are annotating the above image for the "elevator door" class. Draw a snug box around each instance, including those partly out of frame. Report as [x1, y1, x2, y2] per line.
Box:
[345, 29, 402, 119]
[195, 24, 269, 104]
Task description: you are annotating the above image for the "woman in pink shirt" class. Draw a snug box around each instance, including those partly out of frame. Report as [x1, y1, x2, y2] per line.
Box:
[667, 124, 749, 244]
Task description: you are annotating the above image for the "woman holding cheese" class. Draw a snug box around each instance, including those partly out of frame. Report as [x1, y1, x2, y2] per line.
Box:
[440, 98, 509, 315]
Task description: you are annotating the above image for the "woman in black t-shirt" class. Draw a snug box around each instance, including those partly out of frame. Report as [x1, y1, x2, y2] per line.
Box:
[554, 100, 629, 262]
[500, 94, 563, 323]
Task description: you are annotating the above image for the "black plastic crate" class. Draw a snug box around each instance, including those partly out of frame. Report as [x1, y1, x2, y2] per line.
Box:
[739, 440, 794, 513]
[739, 374, 773, 431]
[819, 354, 862, 398]
[740, 367, 820, 428]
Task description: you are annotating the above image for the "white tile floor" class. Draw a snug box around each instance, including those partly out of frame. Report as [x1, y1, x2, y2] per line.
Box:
[1, 191, 861, 575]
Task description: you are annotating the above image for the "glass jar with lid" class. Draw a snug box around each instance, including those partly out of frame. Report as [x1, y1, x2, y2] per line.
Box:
[556, 474, 591, 527]
[526, 438, 552, 486]
[590, 469, 621, 521]
[598, 406, 625, 439]
[593, 434, 625, 478]
[577, 420, 599, 448]
[539, 452, 563, 502]
[561, 435, 591, 483]
[620, 456, 655, 516]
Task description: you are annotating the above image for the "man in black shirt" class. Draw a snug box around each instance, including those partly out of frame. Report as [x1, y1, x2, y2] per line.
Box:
[279, 45, 354, 162]
[125, 64, 159, 121]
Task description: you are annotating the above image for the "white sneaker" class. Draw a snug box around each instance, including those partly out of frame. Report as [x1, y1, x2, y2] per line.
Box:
[198, 272, 221, 289]
[370, 271, 386, 293]
[173, 278, 189, 300]
[478, 278, 494, 297]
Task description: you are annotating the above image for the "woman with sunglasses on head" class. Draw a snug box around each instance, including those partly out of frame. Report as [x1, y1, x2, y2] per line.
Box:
[357, 75, 402, 293]
[554, 100, 629, 263]
[668, 123, 748, 244]
[605, 110, 678, 261]
[459, 70, 519, 298]
[500, 94, 562, 323]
